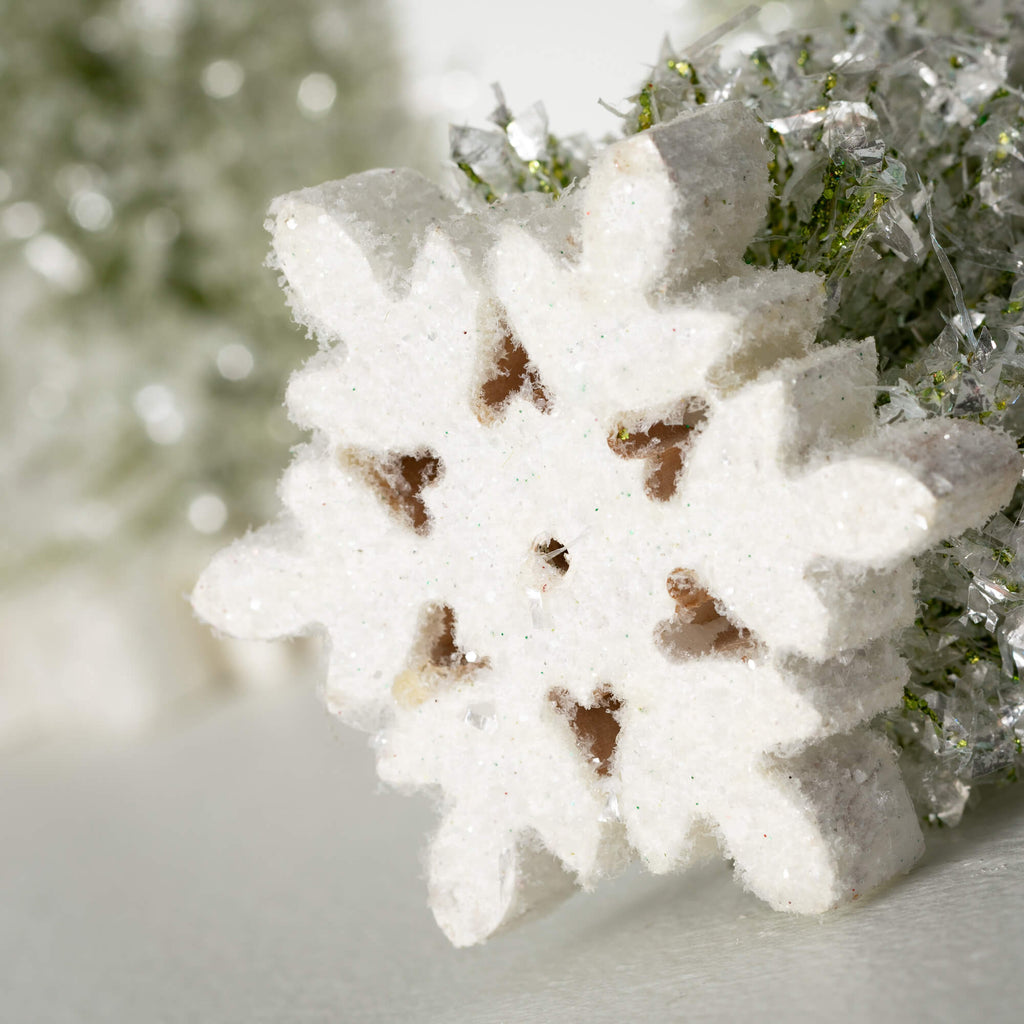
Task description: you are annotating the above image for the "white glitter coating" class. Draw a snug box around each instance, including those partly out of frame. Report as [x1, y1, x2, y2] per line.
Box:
[194, 104, 1021, 945]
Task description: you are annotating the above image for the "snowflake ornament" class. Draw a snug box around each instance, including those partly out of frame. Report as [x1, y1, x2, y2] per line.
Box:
[194, 103, 1021, 946]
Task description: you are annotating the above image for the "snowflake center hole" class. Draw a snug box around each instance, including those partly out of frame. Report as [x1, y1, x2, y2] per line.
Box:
[533, 537, 570, 575]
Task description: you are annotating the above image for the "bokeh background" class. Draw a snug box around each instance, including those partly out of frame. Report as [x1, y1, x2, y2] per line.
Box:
[1, 0, 840, 749]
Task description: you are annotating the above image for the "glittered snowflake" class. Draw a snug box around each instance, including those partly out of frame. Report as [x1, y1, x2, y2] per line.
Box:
[195, 103, 1020, 945]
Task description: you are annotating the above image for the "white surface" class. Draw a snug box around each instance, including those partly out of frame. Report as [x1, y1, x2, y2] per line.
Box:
[2, 682, 1023, 1023]
[388, 0, 759, 151]
[386, 0, 850, 149]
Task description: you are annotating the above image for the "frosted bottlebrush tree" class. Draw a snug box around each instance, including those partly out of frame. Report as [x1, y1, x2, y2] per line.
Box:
[1, 0, 410, 576]
[0, 0, 412, 740]
[196, 94, 1019, 945]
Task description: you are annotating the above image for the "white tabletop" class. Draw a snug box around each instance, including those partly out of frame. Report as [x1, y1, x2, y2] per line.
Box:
[2, 682, 1022, 1023]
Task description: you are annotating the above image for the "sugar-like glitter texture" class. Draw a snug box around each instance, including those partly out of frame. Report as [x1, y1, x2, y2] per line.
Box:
[194, 103, 1020, 945]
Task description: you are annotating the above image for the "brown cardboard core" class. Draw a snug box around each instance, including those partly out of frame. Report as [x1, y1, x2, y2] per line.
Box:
[608, 399, 707, 501]
[550, 688, 622, 776]
[393, 602, 489, 706]
[424, 604, 461, 667]
[656, 567, 756, 659]
[475, 306, 551, 423]
[340, 447, 442, 534]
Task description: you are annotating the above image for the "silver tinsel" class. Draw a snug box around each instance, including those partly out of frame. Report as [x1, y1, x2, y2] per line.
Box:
[454, 0, 1024, 826]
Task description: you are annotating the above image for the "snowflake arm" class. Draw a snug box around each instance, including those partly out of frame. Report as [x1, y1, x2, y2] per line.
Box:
[271, 171, 485, 450]
[194, 446, 431, 728]
[677, 341, 1020, 657]
[491, 105, 826, 413]
[378, 661, 627, 946]
[614, 642, 922, 909]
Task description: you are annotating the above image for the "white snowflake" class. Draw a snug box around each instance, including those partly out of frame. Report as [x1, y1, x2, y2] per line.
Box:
[195, 103, 1020, 945]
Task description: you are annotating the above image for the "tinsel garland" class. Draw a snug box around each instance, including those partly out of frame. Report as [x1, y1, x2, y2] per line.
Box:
[453, 0, 1024, 826]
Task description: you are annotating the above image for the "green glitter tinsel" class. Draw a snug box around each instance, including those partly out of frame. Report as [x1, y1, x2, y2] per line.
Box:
[455, 0, 1024, 826]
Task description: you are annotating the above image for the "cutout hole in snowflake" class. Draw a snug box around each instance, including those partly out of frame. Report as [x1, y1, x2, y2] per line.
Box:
[550, 687, 622, 777]
[340, 446, 442, 535]
[608, 399, 707, 501]
[656, 568, 757, 660]
[474, 302, 551, 424]
[393, 602, 488, 707]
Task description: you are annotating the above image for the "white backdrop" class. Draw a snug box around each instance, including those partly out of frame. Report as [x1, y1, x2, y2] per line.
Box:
[388, 0, 787, 152]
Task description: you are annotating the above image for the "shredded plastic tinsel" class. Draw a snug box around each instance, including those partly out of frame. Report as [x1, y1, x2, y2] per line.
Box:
[454, 0, 1024, 827]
